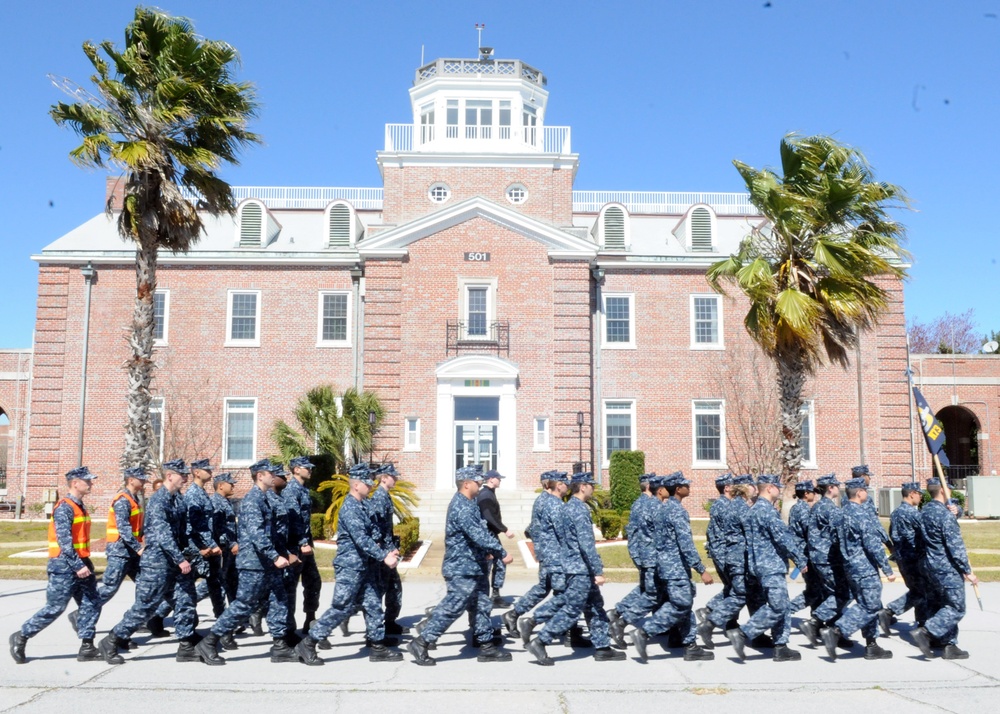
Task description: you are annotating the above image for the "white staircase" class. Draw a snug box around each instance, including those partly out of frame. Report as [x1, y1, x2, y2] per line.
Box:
[411, 489, 539, 537]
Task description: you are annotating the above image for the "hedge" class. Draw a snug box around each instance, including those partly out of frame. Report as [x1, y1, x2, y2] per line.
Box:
[310, 513, 327, 541]
[394, 517, 421, 557]
[594, 509, 622, 540]
[609, 450, 644, 514]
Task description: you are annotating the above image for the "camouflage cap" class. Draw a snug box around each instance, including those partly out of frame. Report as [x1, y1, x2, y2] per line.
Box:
[123, 466, 148, 482]
[289, 456, 316, 470]
[794, 480, 814, 493]
[65, 466, 97, 482]
[901, 481, 921, 491]
[348, 462, 375, 485]
[817, 474, 840, 487]
[376, 463, 400, 478]
[851, 464, 871, 478]
[664, 471, 690, 488]
[540, 470, 569, 484]
[213, 472, 236, 485]
[756, 473, 781, 487]
[715, 473, 733, 487]
[190, 458, 213, 472]
[249, 459, 275, 474]
[639, 472, 657, 484]
[844, 477, 867, 490]
[162, 459, 190, 475]
[732, 474, 755, 486]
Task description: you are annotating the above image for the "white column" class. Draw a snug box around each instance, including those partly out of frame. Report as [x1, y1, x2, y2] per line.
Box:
[498, 382, 517, 490]
[435, 383, 454, 491]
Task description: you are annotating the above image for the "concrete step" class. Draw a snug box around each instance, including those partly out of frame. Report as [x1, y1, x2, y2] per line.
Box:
[412, 489, 539, 536]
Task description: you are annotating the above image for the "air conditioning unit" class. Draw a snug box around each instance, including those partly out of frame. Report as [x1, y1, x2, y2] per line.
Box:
[967, 477, 1000, 518]
[877, 488, 902, 517]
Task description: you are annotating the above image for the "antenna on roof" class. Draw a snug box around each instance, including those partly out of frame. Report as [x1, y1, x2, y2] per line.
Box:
[475, 23, 485, 51]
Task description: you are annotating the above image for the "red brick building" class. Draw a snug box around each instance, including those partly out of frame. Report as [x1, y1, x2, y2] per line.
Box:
[8, 54, 996, 525]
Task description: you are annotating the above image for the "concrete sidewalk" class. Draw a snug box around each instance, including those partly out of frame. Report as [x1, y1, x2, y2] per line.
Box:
[2, 579, 999, 713]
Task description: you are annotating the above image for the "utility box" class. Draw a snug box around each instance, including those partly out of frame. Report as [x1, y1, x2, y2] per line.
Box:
[878, 488, 902, 517]
[967, 477, 1000, 518]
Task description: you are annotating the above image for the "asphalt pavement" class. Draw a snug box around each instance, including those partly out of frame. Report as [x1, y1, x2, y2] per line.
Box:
[1, 579, 998, 713]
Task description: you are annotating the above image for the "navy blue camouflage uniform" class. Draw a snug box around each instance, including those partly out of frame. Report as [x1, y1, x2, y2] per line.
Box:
[704, 491, 732, 616]
[887, 496, 926, 622]
[615, 491, 661, 625]
[21, 493, 101, 641]
[282, 475, 322, 629]
[185, 481, 225, 617]
[368, 484, 403, 629]
[788, 492, 817, 613]
[308, 493, 391, 643]
[511, 484, 566, 619]
[705, 494, 751, 630]
[111, 487, 195, 641]
[741, 496, 806, 645]
[807, 492, 850, 624]
[833, 498, 893, 641]
[260, 487, 293, 635]
[421, 490, 505, 646]
[641, 496, 705, 644]
[98, 489, 143, 605]
[211, 487, 239, 605]
[535, 495, 611, 648]
[211, 484, 288, 639]
[919, 499, 973, 647]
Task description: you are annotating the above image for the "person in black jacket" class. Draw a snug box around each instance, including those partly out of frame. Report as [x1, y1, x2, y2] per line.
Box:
[477, 469, 515, 607]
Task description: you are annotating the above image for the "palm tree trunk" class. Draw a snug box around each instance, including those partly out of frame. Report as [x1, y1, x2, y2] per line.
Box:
[121, 235, 157, 469]
[776, 350, 807, 517]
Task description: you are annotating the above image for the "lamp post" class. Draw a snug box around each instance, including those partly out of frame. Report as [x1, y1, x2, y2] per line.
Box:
[577, 411, 585, 466]
[314, 409, 323, 453]
[77, 262, 97, 467]
[368, 409, 377, 466]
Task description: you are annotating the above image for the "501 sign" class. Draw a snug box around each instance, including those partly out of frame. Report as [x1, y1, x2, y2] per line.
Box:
[464, 252, 491, 262]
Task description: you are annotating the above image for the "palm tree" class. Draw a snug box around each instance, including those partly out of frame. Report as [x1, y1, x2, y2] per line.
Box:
[707, 134, 909, 485]
[50, 8, 259, 469]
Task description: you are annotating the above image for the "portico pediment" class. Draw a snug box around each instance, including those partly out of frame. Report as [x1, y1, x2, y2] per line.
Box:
[359, 196, 597, 259]
[435, 355, 520, 382]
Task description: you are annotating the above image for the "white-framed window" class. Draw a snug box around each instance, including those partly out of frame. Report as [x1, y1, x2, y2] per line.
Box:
[690, 294, 723, 349]
[153, 290, 170, 346]
[446, 100, 459, 138]
[404, 417, 420, 451]
[800, 400, 817, 469]
[420, 102, 435, 144]
[693, 400, 726, 467]
[603, 400, 636, 467]
[465, 99, 492, 139]
[506, 183, 528, 205]
[223, 398, 257, 465]
[601, 293, 635, 349]
[429, 182, 451, 203]
[499, 100, 512, 139]
[459, 278, 497, 341]
[522, 104, 537, 146]
[226, 289, 261, 347]
[534, 417, 550, 451]
[317, 291, 351, 347]
[150, 397, 164, 463]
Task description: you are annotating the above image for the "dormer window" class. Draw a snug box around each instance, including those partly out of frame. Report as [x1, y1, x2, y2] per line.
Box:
[324, 201, 359, 248]
[594, 204, 629, 250]
[690, 207, 713, 251]
[236, 200, 279, 248]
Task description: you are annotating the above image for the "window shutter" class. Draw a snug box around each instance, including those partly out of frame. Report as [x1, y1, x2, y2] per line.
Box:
[690, 208, 712, 251]
[239, 204, 262, 247]
[603, 207, 626, 249]
[328, 204, 351, 247]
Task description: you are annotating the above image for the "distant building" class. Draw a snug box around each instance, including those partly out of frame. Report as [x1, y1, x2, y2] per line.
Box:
[4, 53, 994, 524]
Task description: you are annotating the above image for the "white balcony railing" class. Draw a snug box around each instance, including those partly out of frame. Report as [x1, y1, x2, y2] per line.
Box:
[180, 186, 385, 210]
[571, 191, 758, 216]
[384, 123, 571, 153]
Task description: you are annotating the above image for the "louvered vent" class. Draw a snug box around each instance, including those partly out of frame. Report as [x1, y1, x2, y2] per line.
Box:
[239, 203, 262, 247]
[328, 204, 351, 247]
[690, 208, 713, 251]
[603, 207, 626, 249]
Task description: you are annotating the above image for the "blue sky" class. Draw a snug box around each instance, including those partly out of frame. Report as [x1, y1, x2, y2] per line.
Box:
[2, 0, 998, 349]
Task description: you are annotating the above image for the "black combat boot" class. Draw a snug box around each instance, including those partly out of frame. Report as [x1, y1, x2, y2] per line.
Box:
[9, 632, 27, 664]
[194, 633, 226, 666]
[609, 617, 627, 649]
[877, 608, 894, 638]
[248, 612, 264, 637]
[339, 617, 351, 637]
[942, 644, 969, 660]
[820, 626, 842, 660]
[477, 641, 513, 662]
[694, 607, 709, 624]
[568, 624, 592, 648]
[517, 616, 536, 645]
[270, 637, 300, 663]
[369, 641, 404, 662]
[593, 646, 626, 662]
[491, 589, 511, 609]
[502, 609, 519, 634]
[750, 633, 775, 648]
[317, 635, 333, 650]
[911, 626, 934, 657]
[683, 643, 714, 661]
[146, 615, 170, 638]
[628, 628, 649, 662]
[696, 619, 716, 649]
[77, 638, 103, 662]
[219, 633, 239, 650]
[68, 610, 79, 634]
[864, 640, 893, 660]
[773, 644, 802, 662]
[294, 636, 324, 666]
[408, 636, 436, 666]
[177, 636, 204, 663]
[525, 637, 554, 666]
[97, 634, 125, 665]
[725, 628, 747, 661]
[799, 617, 821, 646]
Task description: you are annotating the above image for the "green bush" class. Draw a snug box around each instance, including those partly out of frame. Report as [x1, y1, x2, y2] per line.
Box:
[619, 509, 630, 535]
[310, 513, 327, 541]
[394, 517, 421, 557]
[609, 450, 644, 514]
[921, 489, 965, 512]
[594, 509, 622, 540]
[590, 488, 613, 510]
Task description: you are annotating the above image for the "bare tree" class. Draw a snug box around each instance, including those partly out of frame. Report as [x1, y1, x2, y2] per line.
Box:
[908, 309, 982, 354]
[713, 347, 783, 476]
[153, 369, 224, 465]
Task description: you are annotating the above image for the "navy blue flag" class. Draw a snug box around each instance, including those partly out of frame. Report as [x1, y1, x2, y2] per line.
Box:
[912, 384, 951, 467]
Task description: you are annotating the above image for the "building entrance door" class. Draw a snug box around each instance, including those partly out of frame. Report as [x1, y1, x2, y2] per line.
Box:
[453, 396, 500, 472]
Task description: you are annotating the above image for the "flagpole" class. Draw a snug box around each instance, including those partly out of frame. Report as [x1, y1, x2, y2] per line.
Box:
[933, 453, 952, 502]
[905, 334, 917, 475]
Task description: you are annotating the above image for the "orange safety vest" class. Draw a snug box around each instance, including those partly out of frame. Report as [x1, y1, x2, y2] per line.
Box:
[47, 498, 91, 559]
[106, 491, 144, 544]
